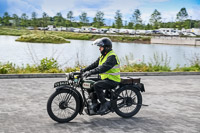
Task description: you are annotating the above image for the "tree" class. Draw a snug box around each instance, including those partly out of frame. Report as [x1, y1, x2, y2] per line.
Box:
[12, 14, 19, 27]
[176, 7, 188, 21]
[54, 12, 64, 26]
[145, 23, 153, 30]
[194, 20, 200, 28]
[114, 10, 123, 29]
[67, 11, 74, 21]
[0, 17, 2, 25]
[131, 9, 142, 30]
[79, 12, 89, 26]
[31, 12, 37, 28]
[66, 11, 74, 27]
[93, 11, 104, 28]
[112, 22, 115, 28]
[42, 12, 48, 34]
[3, 12, 10, 26]
[132, 9, 142, 24]
[20, 13, 28, 27]
[124, 20, 128, 28]
[149, 9, 162, 29]
[127, 22, 134, 29]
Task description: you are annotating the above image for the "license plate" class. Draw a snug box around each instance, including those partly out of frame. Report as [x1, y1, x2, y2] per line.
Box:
[54, 81, 68, 88]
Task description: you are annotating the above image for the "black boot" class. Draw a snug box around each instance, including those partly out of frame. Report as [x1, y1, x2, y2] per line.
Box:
[97, 101, 111, 115]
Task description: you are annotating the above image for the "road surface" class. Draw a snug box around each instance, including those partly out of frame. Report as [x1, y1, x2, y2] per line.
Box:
[0, 75, 200, 133]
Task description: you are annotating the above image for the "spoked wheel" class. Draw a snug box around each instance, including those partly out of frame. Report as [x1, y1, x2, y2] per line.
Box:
[47, 89, 80, 123]
[114, 87, 142, 118]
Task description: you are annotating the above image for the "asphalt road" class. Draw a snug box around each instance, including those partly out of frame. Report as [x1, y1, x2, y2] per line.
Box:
[0, 75, 200, 133]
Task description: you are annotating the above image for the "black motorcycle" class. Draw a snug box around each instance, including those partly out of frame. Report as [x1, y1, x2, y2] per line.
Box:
[47, 72, 145, 123]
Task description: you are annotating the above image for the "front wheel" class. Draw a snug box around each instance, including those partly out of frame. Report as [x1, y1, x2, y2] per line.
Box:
[47, 89, 80, 123]
[114, 86, 142, 118]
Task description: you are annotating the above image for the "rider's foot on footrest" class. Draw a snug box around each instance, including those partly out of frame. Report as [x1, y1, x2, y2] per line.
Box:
[97, 101, 111, 115]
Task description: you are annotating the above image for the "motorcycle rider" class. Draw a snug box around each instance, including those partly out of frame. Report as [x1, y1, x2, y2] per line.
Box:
[82, 37, 120, 114]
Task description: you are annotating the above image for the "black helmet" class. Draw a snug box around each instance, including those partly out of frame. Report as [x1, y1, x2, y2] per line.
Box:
[93, 37, 112, 48]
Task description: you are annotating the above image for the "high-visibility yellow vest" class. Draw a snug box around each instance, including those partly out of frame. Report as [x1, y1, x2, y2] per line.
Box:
[99, 50, 121, 82]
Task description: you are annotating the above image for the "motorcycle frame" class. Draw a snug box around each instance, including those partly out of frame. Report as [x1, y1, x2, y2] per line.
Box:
[55, 72, 145, 115]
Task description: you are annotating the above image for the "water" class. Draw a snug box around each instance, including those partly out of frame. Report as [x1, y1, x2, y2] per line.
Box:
[0, 35, 200, 69]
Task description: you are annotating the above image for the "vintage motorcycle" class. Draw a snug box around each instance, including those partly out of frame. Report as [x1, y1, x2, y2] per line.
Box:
[47, 71, 145, 123]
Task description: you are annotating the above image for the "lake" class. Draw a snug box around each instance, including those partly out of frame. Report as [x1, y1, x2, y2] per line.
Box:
[0, 35, 200, 69]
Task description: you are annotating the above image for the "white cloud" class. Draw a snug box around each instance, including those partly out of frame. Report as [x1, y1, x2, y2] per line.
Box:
[141, 13, 151, 24]
[41, 0, 76, 16]
[188, 6, 200, 20]
[161, 11, 178, 22]
[101, 0, 142, 19]
[7, 0, 42, 17]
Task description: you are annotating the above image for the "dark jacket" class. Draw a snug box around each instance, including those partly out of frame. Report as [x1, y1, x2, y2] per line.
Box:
[83, 50, 118, 75]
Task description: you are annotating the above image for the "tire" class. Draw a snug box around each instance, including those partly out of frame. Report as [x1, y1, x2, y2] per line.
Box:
[47, 89, 80, 123]
[114, 86, 142, 118]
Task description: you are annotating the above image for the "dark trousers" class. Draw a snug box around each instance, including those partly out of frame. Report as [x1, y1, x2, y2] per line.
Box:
[93, 79, 119, 104]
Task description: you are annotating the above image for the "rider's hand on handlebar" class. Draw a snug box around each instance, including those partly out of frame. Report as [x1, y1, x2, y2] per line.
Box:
[83, 71, 92, 78]
[80, 68, 85, 74]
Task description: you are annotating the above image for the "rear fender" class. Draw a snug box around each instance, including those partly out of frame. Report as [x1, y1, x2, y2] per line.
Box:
[55, 85, 84, 114]
[134, 83, 145, 92]
[118, 83, 145, 93]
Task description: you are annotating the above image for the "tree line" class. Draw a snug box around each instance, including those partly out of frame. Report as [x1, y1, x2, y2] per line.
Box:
[0, 7, 200, 30]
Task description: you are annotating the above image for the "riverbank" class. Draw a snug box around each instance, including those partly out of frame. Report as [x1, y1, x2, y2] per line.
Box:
[151, 36, 200, 46]
[0, 27, 151, 44]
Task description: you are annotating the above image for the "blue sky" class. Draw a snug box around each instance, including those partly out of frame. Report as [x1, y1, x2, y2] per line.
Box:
[0, 0, 200, 25]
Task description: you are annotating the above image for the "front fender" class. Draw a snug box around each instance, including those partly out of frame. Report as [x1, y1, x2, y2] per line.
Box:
[55, 85, 84, 114]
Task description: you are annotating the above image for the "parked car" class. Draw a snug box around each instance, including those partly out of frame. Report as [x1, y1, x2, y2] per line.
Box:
[152, 30, 161, 34]
[145, 30, 153, 35]
[99, 28, 108, 34]
[66, 27, 74, 32]
[182, 32, 196, 37]
[128, 29, 136, 35]
[106, 30, 117, 34]
[188, 32, 197, 37]
[136, 30, 146, 35]
[27, 27, 34, 30]
[159, 28, 180, 36]
[73, 28, 81, 33]
[119, 29, 129, 34]
[80, 27, 92, 33]
[91, 28, 100, 33]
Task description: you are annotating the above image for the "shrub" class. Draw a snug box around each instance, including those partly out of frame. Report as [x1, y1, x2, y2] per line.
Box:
[0, 66, 8, 74]
[37, 58, 59, 72]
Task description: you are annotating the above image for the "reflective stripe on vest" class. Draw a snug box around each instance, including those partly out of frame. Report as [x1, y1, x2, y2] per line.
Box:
[99, 50, 121, 82]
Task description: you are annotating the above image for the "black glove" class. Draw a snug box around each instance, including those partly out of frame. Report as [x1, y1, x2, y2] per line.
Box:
[83, 71, 92, 78]
[80, 68, 85, 74]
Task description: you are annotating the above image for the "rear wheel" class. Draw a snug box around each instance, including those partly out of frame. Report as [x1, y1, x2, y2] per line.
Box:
[114, 86, 142, 118]
[47, 89, 80, 123]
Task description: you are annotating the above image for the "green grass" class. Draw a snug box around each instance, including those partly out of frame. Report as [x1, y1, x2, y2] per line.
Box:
[0, 27, 31, 36]
[16, 33, 70, 44]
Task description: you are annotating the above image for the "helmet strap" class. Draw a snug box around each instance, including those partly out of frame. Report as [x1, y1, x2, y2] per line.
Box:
[101, 47, 112, 55]
[101, 48, 106, 55]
